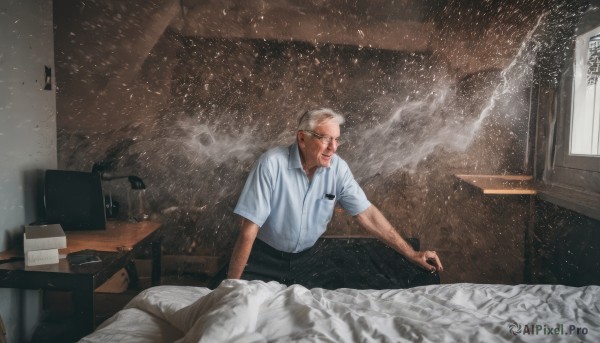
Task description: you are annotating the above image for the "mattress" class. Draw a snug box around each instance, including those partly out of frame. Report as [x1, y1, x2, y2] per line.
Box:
[79, 280, 600, 342]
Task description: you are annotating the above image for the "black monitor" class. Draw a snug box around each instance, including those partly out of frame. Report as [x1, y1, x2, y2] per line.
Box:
[43, 169, 106, 230]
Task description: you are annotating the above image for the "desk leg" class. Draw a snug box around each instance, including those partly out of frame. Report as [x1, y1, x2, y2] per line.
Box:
[71, 278, 95, 338]
[151, 235, 163, 286]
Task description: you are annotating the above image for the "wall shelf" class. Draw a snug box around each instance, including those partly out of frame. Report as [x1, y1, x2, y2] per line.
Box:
[455, 174, 537, 195]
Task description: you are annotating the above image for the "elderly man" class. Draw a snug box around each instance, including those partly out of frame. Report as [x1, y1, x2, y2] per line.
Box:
[227, 108, 443, 285]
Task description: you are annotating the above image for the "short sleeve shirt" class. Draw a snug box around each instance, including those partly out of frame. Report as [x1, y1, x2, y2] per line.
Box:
[234, 142, 371, 253]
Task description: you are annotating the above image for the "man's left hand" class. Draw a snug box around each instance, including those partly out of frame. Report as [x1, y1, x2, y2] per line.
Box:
[410, 250, 443, 273]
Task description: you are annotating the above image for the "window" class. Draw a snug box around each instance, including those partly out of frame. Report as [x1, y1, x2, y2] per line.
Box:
[537, 11, 600, 221]
[551, 21, 600, 191]
[572, 28, 600, 157]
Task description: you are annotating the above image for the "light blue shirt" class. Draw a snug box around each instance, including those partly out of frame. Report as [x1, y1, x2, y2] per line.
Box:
[234, 142, 371, 253]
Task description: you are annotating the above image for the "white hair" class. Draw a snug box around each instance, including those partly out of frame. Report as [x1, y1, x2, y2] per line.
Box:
[297, 108, 345, 131]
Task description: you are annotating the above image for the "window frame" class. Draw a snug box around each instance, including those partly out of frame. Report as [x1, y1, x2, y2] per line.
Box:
[569, 27, 600, 159]
[537, 7, 600, 221]
[551, 14, 600, 194]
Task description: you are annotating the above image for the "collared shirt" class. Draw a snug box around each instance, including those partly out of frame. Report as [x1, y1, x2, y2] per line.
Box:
[234, 141, 371, 253]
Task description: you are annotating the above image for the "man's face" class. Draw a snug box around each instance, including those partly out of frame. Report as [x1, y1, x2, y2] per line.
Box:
[298, 119, 341, 170]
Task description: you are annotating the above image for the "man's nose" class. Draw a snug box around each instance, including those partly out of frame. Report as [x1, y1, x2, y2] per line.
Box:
[327, 140, 337, 151]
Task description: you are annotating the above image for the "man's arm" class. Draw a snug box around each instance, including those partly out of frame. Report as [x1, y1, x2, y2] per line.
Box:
[227, 218, 260, 279]
[354, 205, 443, 272]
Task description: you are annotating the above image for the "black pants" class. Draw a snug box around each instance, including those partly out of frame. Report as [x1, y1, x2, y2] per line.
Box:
[231, 238, 440, 290]
[241, 239, 324, 287]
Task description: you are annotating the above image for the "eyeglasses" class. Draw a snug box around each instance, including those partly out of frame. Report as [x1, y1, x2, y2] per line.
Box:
[302, 130, 344, 146]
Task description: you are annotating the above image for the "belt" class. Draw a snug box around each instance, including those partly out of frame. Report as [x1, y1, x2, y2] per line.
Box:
[254, 239, 313, 260]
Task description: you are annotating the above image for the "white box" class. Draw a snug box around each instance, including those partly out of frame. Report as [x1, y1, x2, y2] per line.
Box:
[24, 224, 67, 252]
[25, 248, 59, 266]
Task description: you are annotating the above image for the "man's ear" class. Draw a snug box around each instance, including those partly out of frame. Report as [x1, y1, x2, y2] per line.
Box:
[297, 131, 305, 145]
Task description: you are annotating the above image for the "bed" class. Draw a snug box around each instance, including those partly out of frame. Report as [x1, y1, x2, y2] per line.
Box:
[79, 279, 599, 342]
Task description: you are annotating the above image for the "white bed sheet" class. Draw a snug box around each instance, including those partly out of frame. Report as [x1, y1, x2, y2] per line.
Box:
[79, 280, 600, 343]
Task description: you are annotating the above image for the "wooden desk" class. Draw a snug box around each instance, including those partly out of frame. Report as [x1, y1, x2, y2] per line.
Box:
[60, 220, 161, 253]
[0, 220, 162, 341]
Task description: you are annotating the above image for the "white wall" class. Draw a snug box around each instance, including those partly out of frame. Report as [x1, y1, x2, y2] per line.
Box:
[0, 1, 57, 342]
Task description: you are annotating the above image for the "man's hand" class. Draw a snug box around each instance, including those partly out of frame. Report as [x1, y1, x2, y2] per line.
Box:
[408, 250, 443, 273]
[355, 205, 443, 273]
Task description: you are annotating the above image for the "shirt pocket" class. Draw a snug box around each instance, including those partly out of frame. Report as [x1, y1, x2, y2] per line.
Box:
[315, 198, 336, 227]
